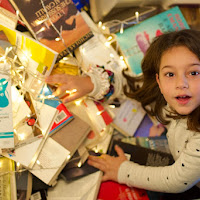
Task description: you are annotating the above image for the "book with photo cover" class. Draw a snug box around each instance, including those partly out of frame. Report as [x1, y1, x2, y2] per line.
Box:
[9, 0, 93, 61]
[108, 139, 174, 167]
[116, 6, 190, 75]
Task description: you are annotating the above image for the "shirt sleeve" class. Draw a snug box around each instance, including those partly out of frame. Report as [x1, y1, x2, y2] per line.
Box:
[117, 133, 200, 193]
[85, 64, 123, 102]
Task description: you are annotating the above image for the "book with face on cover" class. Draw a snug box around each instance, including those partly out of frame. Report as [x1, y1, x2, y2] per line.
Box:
[116, 6, 190, 75]
[9, 0, 93, 62]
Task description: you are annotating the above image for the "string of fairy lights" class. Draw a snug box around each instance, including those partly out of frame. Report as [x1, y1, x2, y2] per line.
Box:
[0, 0, 140, 179]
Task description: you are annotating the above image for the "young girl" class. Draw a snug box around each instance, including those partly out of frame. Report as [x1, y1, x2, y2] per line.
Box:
[46, 29, 200, 198]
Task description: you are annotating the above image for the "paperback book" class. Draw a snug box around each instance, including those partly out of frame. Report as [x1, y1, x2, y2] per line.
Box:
[116, 6, 190, 75]
[9, 0, 93, 61]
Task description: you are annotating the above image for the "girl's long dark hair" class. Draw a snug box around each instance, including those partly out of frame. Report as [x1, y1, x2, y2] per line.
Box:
[123, 29, 200, 132]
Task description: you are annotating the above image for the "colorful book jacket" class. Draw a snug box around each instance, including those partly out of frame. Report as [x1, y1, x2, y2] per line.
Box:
[9, 0, 93, 61]
[116, 6, 190, 75]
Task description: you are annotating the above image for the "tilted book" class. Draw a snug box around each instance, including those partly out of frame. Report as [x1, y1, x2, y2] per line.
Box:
[9, 0, 93, 61]
[116, 6, 190, 75]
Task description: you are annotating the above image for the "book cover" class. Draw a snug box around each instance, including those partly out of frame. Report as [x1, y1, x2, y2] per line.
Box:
[97, 181, 149, 200]
[0, 157, 17, 200]
[0, 23, 59, 98]
[116, 6, 190, 75]
[2, 100, 58, 169]
[29, 114, 91, 185]
[40, 85, 74, 135]
[50, 113, 91, 154]
[0, 6, 17, 29]
[0, 64, 14, 149]
[101, 6, 158, 34]
[60, 150, 100, 182]
[9, 0, 93, 61]
[108, 139, 174, 167]
[111, 99, 146, 137]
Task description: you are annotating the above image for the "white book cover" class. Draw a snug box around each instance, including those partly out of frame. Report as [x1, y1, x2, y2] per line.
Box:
[30, 137, 70, 186]
[3, 101, 58, 168]
[0, 64, 14, 149]
[111, 99, 146, 136]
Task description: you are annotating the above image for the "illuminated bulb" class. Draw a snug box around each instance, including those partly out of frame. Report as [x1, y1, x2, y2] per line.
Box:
[0, 162, 2, 168]
[77, 161, 82, 168]
[55, 37, 61, 41]
[120, 24, 124, 34]
[96, 110, 103, 115]
[43, 84, 49, 93]
[98, 21, 102, 27]
[94, 148, 98, 153]
[19, 66, 25, 69]
[18, 133, 25, 140]
[67, 155, 71, 159]
[105, 42, 110, 47]
[109, 105, 115, 108]
[71, 89, 77, 93]
[120, 56, 124, 60]
[81, 48, 86, 54]
[110, 53, 114, 58]
[47, 95, 55, 99]
[107, 36, 113, 41]
[102, 25, 106, 30]
[16, 10, 19, 16]
[37, 79, 42, 84]
[36, 160, 40, 165]
[62, 57, 69, 61]
[75, 99, 82, 106]
[17, 162, 20, 167]
[135, 11, 139, 23]
[27, 114, 31, 118]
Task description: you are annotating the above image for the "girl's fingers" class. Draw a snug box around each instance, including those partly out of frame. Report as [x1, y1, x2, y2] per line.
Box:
[45, 74, 70, 84]
[87, 158, 106, 171]
[114, 145, 126, 159]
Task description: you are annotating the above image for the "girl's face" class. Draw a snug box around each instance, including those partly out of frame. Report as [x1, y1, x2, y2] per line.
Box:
[156, 46, 200, 115]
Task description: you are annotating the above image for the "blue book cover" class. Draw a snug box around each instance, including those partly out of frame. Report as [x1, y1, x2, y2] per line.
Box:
[116, 6, 190, 75]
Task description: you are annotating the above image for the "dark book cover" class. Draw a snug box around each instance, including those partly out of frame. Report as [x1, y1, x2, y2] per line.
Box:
[60, 150, 100, 182]
[108, 139, 174, 167]
[9, 0, 93, 61]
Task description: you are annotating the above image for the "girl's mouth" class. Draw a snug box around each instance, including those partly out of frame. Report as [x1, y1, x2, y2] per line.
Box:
[175, 95, 191, 104]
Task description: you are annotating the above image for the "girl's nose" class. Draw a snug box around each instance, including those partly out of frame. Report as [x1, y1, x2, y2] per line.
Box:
[176, 75, 189, 89]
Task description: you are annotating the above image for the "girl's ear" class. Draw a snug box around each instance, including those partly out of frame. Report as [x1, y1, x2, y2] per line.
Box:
[156, 73, 162, 94]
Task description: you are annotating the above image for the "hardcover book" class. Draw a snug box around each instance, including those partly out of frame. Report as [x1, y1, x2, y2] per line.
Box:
[9, 0, 93, 61]
[116, 6, 190, 75]
[108, 139, 174, 167]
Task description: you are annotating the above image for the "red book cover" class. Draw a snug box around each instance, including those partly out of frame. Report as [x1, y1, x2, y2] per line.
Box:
[97, 181, 149, 200]
[49, 102, 73, 135]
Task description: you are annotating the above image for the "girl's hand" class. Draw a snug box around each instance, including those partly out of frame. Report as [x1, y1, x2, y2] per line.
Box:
[45, 74, 94, 103]
[87, 145, 127, 182]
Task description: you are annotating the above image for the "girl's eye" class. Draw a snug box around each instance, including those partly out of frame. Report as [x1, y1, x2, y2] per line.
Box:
[190, 71, 200, 76]
[166, 72, 174, 77]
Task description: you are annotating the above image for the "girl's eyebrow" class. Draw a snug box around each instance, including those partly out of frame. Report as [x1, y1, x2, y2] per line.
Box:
[160, 63, 200, 70]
